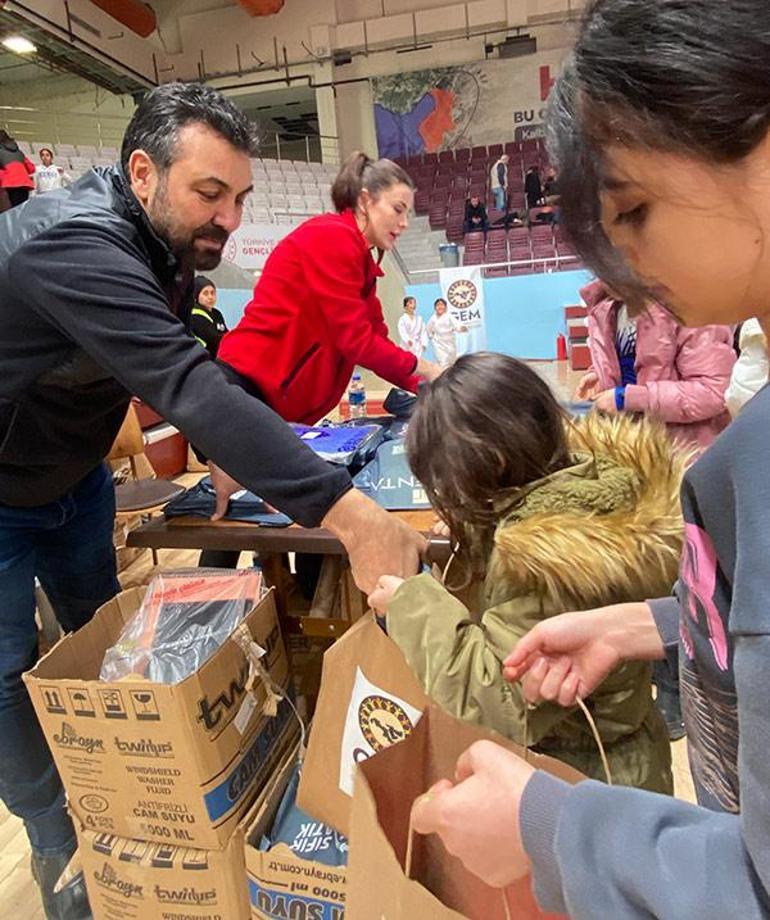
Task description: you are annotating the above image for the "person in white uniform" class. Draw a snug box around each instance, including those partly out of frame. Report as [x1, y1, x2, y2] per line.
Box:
[427, 297, 467, 368]
[398, 296, 428, 359]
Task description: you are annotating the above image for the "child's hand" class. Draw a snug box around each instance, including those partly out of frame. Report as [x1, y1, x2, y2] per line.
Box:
[592, 388, 618, 414]
[367, 575, 405, 615]
[575, 370, 599, 400]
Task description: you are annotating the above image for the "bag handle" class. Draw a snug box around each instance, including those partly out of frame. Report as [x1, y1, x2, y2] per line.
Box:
[523, 696, 613, 786]
[437, 540, 613, 786]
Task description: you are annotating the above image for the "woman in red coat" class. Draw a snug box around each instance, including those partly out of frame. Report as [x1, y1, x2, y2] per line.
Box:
[0, 131, 35, 209]
[217, 152, 441, 424]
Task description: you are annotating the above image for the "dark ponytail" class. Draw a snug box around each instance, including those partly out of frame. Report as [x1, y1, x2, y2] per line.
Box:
[331, 150, 414, 213]
[548, 0, 770, 306]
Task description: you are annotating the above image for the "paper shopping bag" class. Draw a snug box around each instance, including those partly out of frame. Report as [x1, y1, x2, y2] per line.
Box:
[297, 613, 429, 834]
[347, 704, 579, 920]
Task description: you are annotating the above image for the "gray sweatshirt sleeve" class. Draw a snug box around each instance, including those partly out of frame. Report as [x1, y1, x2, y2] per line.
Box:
[519, 633, 770, 918]
[648, 593, 680, 679]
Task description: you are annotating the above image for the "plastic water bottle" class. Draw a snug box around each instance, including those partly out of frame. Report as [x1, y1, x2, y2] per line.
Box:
[348, 373, 367, 419]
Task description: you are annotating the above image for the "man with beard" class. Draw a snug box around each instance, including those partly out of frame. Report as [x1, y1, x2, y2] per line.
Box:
[0, 81, 424, 919]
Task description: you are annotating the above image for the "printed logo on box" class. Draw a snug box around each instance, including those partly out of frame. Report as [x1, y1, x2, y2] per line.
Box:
[52, 721, 105, 755]
[92, 863, 144, 900]
[80, 794, 110, 814]
[196, 662, 250, 732]
[153, 883, 218, 906]
[203, 692, 293, 823]
[113, 736, 174, 758]
[249, 879, 344, 920]
[338, 668, 422, 796]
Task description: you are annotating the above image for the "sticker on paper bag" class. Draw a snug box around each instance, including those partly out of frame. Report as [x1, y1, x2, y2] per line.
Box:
[338, 667, 422, 795]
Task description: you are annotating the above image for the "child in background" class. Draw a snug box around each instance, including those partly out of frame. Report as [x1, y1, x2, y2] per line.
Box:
[33, 148, 72, 194]
[397, 296, 428, 359]
[427, 298, 467, 368]
[576, 279, 735, 454]
[190, 276, 228, 359]
[369, 352, 681, 792]
[576, 279, 735, 738]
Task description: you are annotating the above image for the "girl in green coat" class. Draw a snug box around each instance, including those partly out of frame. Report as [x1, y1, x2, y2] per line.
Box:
[369, 352, 684, 792]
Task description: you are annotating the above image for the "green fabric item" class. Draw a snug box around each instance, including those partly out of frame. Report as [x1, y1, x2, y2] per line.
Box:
[387, 453, 674, 795]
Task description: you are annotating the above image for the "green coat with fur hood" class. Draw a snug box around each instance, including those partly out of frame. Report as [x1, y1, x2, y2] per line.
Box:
[387, 414, 686, 793]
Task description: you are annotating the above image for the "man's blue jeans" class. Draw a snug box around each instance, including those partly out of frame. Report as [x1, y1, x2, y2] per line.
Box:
[0, 464, 120, 856]
[493, 186, 506, 211]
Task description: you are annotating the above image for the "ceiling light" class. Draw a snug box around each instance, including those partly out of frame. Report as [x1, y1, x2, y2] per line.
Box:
[2, 36, 37, 55]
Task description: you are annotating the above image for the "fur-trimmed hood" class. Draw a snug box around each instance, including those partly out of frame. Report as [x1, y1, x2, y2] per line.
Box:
[487, 413, 688, 610]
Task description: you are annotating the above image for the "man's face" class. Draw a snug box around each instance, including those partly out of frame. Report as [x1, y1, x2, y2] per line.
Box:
[134, 123, 252, 270]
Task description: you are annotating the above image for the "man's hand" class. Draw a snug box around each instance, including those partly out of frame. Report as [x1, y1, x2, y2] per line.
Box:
[575, 370, 599, 400]
[367, 575, 405, 615]
[411, 741, 535, 888]
[207, 461, 243, 521]
[321, 490, 425, 594]
[592, 388, 618, 414]
[503, 602, 662, 705]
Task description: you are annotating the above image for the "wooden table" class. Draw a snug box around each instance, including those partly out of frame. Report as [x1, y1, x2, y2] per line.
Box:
[127, 510, 449, 637]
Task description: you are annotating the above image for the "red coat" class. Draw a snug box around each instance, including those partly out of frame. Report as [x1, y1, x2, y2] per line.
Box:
[0, 154, 35, 189]
[218, 210, 420, 424]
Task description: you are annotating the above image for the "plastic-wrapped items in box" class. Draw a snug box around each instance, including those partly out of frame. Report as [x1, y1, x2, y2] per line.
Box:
[289, 422, 383, 468]
[100, 568, 263, 684]
[260, 761, 348, 867]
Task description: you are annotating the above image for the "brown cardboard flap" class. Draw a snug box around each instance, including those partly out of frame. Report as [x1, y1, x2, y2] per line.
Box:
[297, 614, 429, 835]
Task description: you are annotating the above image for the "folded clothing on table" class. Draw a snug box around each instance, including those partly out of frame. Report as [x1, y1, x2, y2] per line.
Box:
[163, 475, 293, 526]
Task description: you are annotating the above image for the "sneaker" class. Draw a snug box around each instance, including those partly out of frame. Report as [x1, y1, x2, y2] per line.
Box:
[656, 687, 686, 742]
[30, 847, 93, 920]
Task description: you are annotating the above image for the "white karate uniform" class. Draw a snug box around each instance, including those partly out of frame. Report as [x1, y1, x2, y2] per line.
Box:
[427, 312, 463, 367]
[398, 312, 428, 359]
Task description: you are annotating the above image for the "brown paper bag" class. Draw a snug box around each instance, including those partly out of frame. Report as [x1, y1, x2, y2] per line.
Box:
[347, 704, 577, 920]
[297, 613, 429, 834]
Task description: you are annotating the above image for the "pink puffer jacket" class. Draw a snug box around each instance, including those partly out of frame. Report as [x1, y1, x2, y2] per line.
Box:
[580, 280, 736, 453]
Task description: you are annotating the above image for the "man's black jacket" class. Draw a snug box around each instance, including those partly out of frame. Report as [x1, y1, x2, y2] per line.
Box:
[0, 166, 350, 524]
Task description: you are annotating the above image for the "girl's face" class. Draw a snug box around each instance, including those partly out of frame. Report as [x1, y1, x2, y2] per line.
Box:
[600, 140, 770, 327]
[404, 299, 416, 315]
[197, 284, 217, 310]
[358, 182, 413, 250]
[40, 150, 53, 167]
[435, 301, 447, 316]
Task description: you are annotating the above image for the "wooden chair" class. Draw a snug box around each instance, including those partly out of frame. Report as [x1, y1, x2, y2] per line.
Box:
[107, 403, 185, 565]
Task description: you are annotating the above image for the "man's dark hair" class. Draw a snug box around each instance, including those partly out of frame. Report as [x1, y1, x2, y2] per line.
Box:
[120, 81, 258, 173]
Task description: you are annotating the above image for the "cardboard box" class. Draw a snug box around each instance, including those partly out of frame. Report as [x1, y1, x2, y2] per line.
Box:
[25, 587, 296, 849]
[77, 824, 250, 920]
[245, 747, 347, 920]
[77, 730, 301, 920]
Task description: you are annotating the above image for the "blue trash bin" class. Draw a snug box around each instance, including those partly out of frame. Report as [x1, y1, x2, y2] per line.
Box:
[438, 243, 459, 268]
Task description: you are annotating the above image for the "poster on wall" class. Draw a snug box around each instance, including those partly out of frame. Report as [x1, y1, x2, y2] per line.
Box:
[431, 266, 487, 365]
[371, 51, 562, 159]
[221, 223, 287, 272]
